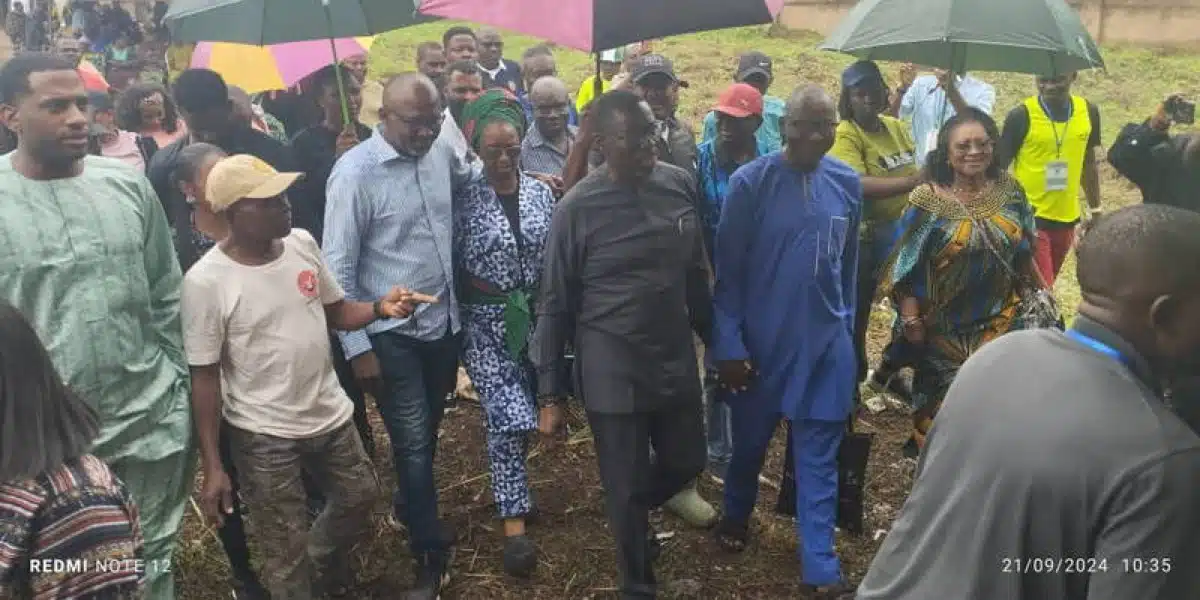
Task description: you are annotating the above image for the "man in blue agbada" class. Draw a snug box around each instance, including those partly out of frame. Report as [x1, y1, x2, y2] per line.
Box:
[710, 84, 861, 600]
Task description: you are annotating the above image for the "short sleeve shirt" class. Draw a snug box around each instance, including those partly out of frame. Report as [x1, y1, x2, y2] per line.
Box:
[829, 115, 918, 224]
[181, 229, 354, 439]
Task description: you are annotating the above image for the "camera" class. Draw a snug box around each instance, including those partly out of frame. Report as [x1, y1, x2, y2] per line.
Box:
[1165, 96, 1195, 125]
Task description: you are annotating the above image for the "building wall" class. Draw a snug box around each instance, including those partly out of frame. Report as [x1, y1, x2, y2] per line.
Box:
[780, 0, 1200, 46]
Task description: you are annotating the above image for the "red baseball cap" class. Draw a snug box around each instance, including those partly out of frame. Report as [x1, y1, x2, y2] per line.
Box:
[713, 83, 764, 118]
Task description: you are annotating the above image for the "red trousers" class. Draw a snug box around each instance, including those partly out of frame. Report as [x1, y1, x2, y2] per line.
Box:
[1035, 225, 1076, 287]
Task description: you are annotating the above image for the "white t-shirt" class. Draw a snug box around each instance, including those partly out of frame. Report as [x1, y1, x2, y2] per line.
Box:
[182, 229, 354, 439]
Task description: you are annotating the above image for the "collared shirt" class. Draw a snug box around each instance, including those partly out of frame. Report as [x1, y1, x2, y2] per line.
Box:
[529, 163, 712, 413]
[323, 126, 479, 359]
[695, 138, 768, 256]
[441, 106, 471, 156]
[900, 74, 996, 165]
[699, 94, 786, 154]
[520, 122, 577, 176]
[481, 58, 524, 94]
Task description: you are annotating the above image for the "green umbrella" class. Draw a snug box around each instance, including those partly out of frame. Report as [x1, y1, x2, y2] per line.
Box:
[819, 0, 1104, 75]
[164, 0, 428, 45]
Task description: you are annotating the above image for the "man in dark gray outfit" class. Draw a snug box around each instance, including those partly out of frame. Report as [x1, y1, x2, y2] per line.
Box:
[858, 204, 1200, 600]
[530, 90, 711, 599]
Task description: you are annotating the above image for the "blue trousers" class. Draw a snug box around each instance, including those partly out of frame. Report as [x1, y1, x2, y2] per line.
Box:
[370, 329, 461, 555]
[724, 404, 845, 586]
[705, 375, 733, 476]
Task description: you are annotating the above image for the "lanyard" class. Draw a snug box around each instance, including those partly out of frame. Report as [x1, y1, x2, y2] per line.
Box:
[1038, 96, 1072, 159]
[1066, 329, 1129, 368]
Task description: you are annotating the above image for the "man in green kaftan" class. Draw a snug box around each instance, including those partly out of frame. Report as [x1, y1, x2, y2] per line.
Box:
[0, 53, 193, 598]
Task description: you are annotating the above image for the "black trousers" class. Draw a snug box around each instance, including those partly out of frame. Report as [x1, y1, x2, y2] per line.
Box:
[587, 401, 706, 599]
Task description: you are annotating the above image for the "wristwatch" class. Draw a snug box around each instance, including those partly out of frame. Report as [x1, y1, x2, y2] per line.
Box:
[372, 300, 383, 319]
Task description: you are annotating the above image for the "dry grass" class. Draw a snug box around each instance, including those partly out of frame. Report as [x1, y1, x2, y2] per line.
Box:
[173, 23, 1200, 599]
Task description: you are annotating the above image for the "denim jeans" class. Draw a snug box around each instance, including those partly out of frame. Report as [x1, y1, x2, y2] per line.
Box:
[369, 328, 462, 554]
[705, 375, 732, 477]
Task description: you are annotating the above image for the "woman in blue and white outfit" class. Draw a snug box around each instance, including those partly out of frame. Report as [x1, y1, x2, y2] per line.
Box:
[453, 90, 555, 578]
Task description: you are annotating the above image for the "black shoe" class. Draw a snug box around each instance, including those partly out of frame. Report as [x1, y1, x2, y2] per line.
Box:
[405, 550, 452, 600]
[501, 534, 537, 578]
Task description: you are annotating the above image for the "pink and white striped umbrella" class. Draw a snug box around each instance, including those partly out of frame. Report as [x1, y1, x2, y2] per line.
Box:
[418, 0, 786, 53]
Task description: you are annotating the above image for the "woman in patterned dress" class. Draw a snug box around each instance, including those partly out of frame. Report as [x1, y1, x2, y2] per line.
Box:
[884, 107, 1049, 453]
[453, 90, 555, 577]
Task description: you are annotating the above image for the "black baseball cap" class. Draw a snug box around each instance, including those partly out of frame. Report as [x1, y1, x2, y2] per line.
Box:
[736, 51, 773, 82]
[629, 54, 689, 88]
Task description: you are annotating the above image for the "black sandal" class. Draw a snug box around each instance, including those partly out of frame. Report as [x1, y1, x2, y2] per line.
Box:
[712, 518, 749, 553]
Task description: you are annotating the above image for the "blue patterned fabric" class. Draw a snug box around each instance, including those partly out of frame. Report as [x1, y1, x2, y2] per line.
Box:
[695, 140, 766, 257]
[485, 430, 532, 518]
[453, 173, 555, 516]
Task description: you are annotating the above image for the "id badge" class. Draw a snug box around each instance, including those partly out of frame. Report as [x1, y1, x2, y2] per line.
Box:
[1045, 160, 1069, 192]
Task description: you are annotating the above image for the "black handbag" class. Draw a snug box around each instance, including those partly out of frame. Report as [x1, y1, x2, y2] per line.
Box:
[774, 418, 874, 535]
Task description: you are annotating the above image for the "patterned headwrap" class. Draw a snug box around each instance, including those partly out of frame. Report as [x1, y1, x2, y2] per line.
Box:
[460, 89, 528, 152]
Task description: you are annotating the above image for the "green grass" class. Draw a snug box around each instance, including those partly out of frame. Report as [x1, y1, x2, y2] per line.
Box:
[371, 22, 1200, 318]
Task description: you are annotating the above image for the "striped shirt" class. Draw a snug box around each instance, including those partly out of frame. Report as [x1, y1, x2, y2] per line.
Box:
[520, 123, 577, 177]
[323, 126, 480, 359]
[0, 455, 144, 599]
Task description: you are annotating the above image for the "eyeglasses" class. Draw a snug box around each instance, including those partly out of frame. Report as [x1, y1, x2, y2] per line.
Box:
[387, 112, 445, 134]
[480, 145, 521, 161]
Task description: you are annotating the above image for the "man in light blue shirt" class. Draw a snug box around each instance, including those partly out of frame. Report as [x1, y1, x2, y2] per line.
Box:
[322, 72, 477, 600]
[896, 67, 995, 166]
[700, 51, 785, 154]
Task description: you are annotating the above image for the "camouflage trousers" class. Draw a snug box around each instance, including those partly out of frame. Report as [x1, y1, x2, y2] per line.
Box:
[228, 420, 378, 600]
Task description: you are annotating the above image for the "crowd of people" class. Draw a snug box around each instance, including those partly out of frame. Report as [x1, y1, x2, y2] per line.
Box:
[1, 16, 1200, 600]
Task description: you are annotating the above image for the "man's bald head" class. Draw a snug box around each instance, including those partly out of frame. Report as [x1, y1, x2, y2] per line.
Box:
[383, 72, 440, 108]
[380, 72, 443, 156]
[786, 84, 834, 117]
[529, 77, 571, 139]
[530, 77, 568, 103]
[783, 84, 838, 170]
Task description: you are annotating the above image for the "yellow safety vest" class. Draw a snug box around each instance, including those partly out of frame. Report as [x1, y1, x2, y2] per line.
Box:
[1012, 95, 1092, 224]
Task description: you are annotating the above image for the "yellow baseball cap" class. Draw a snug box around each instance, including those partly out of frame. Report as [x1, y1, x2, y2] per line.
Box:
[206, 154, 303, 213]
